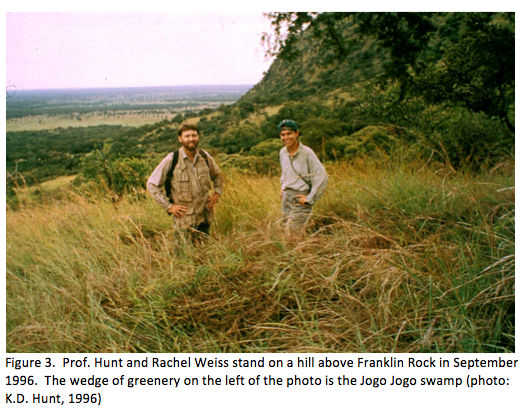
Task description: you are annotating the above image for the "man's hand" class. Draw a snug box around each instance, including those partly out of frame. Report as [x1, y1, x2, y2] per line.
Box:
[168, 204, 189, 218]
[206, 192, 220, 210]
[294, 194, 309, 206]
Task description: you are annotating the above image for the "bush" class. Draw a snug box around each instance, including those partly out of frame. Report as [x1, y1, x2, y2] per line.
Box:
[249, 139, 284, 157]
[217, 123, 264, 154]
[326, 125, 398, 159]
[420, 108, 514, 169]
[218, 153, 280, 176]
[76, 144, 157, 197]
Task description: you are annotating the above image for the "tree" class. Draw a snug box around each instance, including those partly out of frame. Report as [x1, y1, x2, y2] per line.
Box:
[264, 12, 437, 98]
[262, 12, 319, 61]
[299, 117, 343, 160]
[416, 13, 515, 132]
[219, 123, 264, 154]
[263, 12, 515, 132]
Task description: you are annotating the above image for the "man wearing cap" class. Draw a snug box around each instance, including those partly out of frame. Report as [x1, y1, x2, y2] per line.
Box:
[278, 119, 328, 237]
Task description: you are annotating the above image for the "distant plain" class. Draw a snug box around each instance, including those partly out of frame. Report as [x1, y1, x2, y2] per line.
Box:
[6, 85, 251, 131]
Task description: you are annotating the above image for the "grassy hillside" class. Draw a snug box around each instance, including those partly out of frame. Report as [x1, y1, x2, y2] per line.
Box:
[7, 158, 514, 352]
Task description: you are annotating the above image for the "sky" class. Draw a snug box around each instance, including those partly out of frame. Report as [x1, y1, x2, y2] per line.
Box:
[6, 12, 276, 90]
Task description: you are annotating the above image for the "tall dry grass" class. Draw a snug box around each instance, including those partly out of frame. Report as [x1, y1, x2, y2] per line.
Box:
[6, 159, 515, 352]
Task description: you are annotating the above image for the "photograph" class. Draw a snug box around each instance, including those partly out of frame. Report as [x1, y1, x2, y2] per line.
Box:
[6, 11, 515, 354]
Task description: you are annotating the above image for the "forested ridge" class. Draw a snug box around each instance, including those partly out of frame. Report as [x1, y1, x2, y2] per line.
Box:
[203, 12, 514, 164]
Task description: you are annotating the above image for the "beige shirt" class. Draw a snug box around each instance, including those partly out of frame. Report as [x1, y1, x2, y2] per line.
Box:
[279, 142, 328, 205]
[147, 148, 223, 227]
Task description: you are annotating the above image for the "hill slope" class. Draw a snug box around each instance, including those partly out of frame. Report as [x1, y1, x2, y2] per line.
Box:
[193, 12, 513, 168]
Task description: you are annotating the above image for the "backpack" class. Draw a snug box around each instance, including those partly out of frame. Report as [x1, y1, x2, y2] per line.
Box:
[164, 149, 210, 203]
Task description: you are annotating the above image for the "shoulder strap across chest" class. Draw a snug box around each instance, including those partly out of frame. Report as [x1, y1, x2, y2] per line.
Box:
[164, 149, 211, 200]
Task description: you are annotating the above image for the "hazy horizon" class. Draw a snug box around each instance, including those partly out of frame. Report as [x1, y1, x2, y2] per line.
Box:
[7, 83, 255, 93]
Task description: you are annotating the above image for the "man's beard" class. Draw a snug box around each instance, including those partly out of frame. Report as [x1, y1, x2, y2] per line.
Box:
[184, 141, 198, 151]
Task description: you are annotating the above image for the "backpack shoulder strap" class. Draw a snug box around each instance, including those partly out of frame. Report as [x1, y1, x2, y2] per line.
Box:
[199, 149, 210, 169]
[165, 149, 212, 201]
[164, 150, 179, 201]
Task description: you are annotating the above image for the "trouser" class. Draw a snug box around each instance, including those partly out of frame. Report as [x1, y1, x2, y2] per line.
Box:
[192, 222, 210, 235]
[281, 188, 313, 234]
[174, 219, 210, 246]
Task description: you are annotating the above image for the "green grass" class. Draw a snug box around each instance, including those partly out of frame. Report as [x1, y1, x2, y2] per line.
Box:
[6, 158, 515, 352]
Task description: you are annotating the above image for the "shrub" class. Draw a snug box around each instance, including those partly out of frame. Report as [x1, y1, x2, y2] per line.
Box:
[420, 108, 514, 169]
[218, 153, 280, 176]
[326, 125, 398, 159]
[218, 123, 264, 153]
[249, 139, 284, 157]
[76, 144, 157, 197]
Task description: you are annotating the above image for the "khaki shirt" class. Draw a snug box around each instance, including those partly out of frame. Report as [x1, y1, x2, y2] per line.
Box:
[147, 148, 223, 228]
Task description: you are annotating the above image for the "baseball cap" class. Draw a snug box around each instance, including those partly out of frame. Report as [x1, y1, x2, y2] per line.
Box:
[278, 119, 298, 133]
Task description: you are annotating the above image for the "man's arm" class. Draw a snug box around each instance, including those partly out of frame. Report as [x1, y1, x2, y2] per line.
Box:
[210, 158, 224, 197]
[304, 149, 328, 205]
[279, 149, 286, 197]
[146, 153, 175, 212]
[205, 153, 224, 210]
